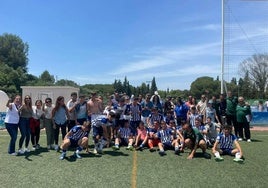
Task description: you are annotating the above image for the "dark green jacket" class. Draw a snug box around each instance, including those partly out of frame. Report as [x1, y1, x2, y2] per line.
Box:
[226, 97, 237, 116]
[236, 104, 251, 123]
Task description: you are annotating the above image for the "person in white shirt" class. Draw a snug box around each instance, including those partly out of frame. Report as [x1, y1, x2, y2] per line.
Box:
[4, 95, 21, 155]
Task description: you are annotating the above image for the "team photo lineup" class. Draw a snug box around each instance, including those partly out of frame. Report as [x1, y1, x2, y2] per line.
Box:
[4, 90, 251, 162]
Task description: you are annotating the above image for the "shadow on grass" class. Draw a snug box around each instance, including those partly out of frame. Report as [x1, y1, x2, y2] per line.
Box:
[23, 147, 50, 161]
[57, 152, 103, 162]
[103, 150, 129, 157]
[249, 139, 263, 142]
[193, 152, 211, 159]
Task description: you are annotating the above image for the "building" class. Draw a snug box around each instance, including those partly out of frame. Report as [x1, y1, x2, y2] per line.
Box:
[21, 86, 80, 104]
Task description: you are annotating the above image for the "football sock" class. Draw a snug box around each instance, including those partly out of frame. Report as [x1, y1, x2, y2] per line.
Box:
[215, 151, 220, 158]
[76, 146, 83, 153]
[235, 152, 241, 159]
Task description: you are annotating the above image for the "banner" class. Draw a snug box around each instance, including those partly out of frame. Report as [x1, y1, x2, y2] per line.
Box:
[0, 112, 6, 129]
[251, 112, 268, 125]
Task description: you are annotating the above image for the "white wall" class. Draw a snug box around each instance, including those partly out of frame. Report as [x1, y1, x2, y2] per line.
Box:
[21, 86, 80, 104]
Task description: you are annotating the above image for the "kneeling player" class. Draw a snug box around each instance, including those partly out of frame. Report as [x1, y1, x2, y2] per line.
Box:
[182, 122, 211, 159]
[59, 121, 90, 160]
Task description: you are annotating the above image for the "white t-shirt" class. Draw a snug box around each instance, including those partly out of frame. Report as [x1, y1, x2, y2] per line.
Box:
[66, 99, 76, 120]
[4, 103, 20, 124]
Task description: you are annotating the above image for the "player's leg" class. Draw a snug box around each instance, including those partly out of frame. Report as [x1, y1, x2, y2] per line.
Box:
[158, 142, 166, 156]
[59, 138, 71, 160]
[172, 139, 180, 155]
[199, 139, 211, 159]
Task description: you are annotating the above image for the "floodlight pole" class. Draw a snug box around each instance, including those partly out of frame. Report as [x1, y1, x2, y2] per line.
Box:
[221, 0, 225, 95]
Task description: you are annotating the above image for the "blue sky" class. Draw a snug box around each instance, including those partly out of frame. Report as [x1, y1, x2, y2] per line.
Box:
[1, 0, 267, 90]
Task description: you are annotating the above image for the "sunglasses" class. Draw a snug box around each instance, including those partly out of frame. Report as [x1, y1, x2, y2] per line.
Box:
[25, 97, 31, 99]
[46, 101, 52, 103]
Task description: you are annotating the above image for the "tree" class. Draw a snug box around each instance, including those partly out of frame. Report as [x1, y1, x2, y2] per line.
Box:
[240, 54, 268, 98]
[190, 76, 220, 99]
[150, 77, 157, 94]
[0, 33, 29, 95]
[0, 33, 29, 72]
[39, 70, 55, 85]
[55, 79, 79, 87]
[239, 72, 252, 99]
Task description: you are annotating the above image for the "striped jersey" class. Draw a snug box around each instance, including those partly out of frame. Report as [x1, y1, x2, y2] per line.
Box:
[68, 125, 89, 141]
[92, 115, 109, 127]
[188, 113, 200, 128]
[128, 103, 142, 121]
[216, 133, 237, 149]
[118, 127, 132, 139]
[148, 113, 164, 125]
[157, 128, 173, 144]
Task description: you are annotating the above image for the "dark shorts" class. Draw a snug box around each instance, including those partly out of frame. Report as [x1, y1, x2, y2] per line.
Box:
[130, 121, 140, 136]
[163, 141, 173, 150]
[119, 138, 129, 146]
[221, 148, 233, 155]
[93, 126, 103, 138]
[70, 138, 79, 148]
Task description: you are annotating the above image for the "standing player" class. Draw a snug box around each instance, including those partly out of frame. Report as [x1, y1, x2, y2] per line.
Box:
[66, 92, 78, 131]
[59, 121, 90, 160]
[87, 92, 104, 152]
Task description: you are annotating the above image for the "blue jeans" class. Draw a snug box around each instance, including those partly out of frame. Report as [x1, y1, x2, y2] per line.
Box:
[5, 123, 19, 154]
[19, 117, 31, 148]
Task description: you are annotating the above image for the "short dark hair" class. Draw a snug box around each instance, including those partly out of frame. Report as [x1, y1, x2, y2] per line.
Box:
[71, 92, 77, 96]
[223, 125, 232, 131]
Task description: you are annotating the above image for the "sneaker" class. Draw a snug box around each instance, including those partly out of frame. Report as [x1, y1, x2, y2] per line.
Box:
[59, 153, 66, 160]
[74, 152, 82, 159]
[126, 146, 134, 151]
[233, 158, 244, 163]
[93, 148, 98, 154]
[159, 151, 166, 156]
[54, 145, 59, 151]
[32, 147, 36, 151]
[9, 152, 18, 156]
[238, 138, 243, 141]
[47, 145, 51, 150]
[203, 152, 211, 159]
[247, 139, 251, 143]
[18, 149, 25, 154]
[24, 148, 31, 152]
[112, 146, 120, 150]
[149, 148, 156, 152]
[135, 146, 143, 151]
[215, 156, 224, 162]
[174, 149, 180, 155]
[36, 144, 40, 149]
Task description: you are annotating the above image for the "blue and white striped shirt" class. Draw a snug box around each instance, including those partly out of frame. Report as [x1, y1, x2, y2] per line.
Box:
[216, 133, 237, 149]
[148, 113, 164, 125]
[68, 125, 89, 141]
[118, 127, 132, 139]
[157, 128, 173, 144]
[129, 104, 141, 121]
